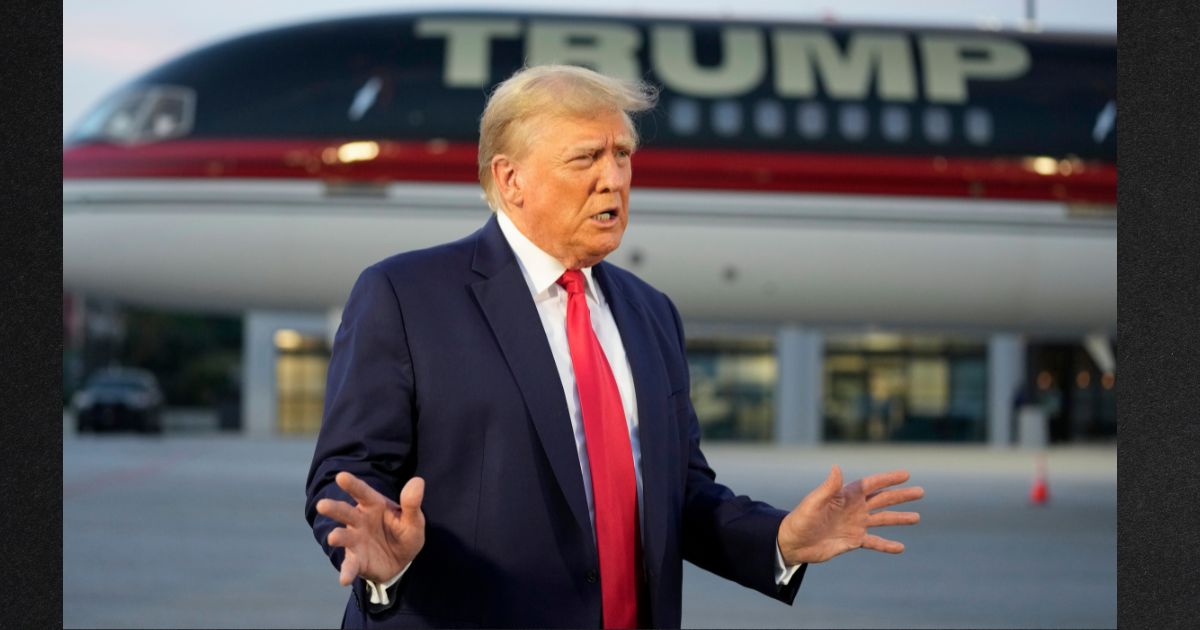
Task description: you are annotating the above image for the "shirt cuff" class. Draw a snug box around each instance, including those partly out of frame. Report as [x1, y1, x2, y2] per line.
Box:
[363, 562, 411, 606]
[774, 541, 804, 585]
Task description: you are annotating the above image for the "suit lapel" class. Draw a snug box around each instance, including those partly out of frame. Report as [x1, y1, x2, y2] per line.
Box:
[468, 215, 595, 555]
[594, 263, 672, 581]
[467, 217, 672, 579]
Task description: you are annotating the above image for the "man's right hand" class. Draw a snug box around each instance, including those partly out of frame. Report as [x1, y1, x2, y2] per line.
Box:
[316, 472, 426, 586]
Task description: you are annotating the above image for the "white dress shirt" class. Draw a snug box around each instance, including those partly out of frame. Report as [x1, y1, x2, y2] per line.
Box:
[362, 211, 799, 605]
[497, 209, 646, 535]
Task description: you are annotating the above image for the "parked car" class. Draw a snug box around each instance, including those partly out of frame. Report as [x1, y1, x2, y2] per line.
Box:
[73, 367, 164, 433]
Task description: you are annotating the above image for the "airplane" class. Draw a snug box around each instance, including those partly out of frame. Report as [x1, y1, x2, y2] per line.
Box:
[63, 10, 1115, 335]
[62, 10, 1117, 444]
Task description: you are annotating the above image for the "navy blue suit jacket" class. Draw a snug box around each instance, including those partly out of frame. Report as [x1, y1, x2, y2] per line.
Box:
[305, 215, 804, 628]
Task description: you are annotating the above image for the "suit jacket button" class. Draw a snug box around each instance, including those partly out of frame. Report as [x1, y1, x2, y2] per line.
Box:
[586, 570, 598, 583]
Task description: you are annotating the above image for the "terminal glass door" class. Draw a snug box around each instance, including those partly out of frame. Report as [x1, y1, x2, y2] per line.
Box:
[275, 331, 330, 434]
[823, 333, 987, 442]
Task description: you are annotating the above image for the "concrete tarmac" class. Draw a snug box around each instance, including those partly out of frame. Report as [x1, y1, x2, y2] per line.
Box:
[63, 421, 1115, 629]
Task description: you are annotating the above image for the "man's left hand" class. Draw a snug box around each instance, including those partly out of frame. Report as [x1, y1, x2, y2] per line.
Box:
[777, 466, 924, 566]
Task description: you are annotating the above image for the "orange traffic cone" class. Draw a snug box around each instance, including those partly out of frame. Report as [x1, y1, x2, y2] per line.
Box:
[1029, 454, 1049, 505]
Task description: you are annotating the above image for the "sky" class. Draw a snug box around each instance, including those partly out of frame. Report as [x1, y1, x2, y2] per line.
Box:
[62, 0, 1116, 138]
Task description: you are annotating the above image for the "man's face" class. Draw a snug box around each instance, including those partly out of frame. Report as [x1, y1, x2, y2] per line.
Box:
[504, 109, 634, 269]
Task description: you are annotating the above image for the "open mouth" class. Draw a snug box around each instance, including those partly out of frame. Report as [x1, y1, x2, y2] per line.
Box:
[592, 209, 620, 224]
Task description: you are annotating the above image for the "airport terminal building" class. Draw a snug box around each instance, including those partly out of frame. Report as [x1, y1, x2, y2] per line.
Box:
[63, 12, 1116, 446]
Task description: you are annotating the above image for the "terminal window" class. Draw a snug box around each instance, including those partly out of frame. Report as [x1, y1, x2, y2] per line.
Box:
[823, 333, 987, 442]
[685, 338, 776, 442]
[274, 331, 330, 435]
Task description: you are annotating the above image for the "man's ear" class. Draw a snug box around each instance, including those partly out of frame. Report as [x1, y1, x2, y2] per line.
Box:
[491, 155, 522, 209]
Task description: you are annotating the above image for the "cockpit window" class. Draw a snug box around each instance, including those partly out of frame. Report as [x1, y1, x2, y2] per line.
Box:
[69, 85, 196, 144]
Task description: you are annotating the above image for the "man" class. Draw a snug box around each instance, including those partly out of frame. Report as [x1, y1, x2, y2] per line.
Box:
[305, 65, 923, 629]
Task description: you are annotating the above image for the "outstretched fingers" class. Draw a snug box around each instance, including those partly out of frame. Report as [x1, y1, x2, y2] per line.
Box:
[866, 486, 925, 510]
[860, 469, 911, 495]
[817, 465, 844, 498]
[327, 526, 356, 548]
[336, 471, 384, 507]
[400, 477, 425, 513]
[861, 534, 905, 554]
[316, 498, 360, 527]
[839, 470, 919, 556]
[866, 511, 921, 527]
[339, 550, 360, 586]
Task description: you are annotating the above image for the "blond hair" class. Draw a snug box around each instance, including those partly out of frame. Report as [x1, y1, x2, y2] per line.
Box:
[477, 65, 659, 210]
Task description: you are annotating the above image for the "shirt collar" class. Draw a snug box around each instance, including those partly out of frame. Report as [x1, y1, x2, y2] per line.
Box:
[496, 209, 602, 305]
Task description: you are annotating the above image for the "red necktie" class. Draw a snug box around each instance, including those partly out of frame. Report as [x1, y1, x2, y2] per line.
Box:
[557, 270, 641, 629]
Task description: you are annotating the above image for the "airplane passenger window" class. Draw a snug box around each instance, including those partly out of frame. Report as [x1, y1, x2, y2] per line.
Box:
[796, 102, 826, 139]
[753, 100, 785, 138]
[880, 105, 911, 143]
[711, 100, 743, 137]
[668, 98, 700, 135]
[923, 107, 952, 144]
[964, 107, 993, 145]
[838, 104, 869, 141]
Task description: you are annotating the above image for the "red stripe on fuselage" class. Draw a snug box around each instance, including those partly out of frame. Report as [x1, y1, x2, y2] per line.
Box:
[62, 139, 1116, 203]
